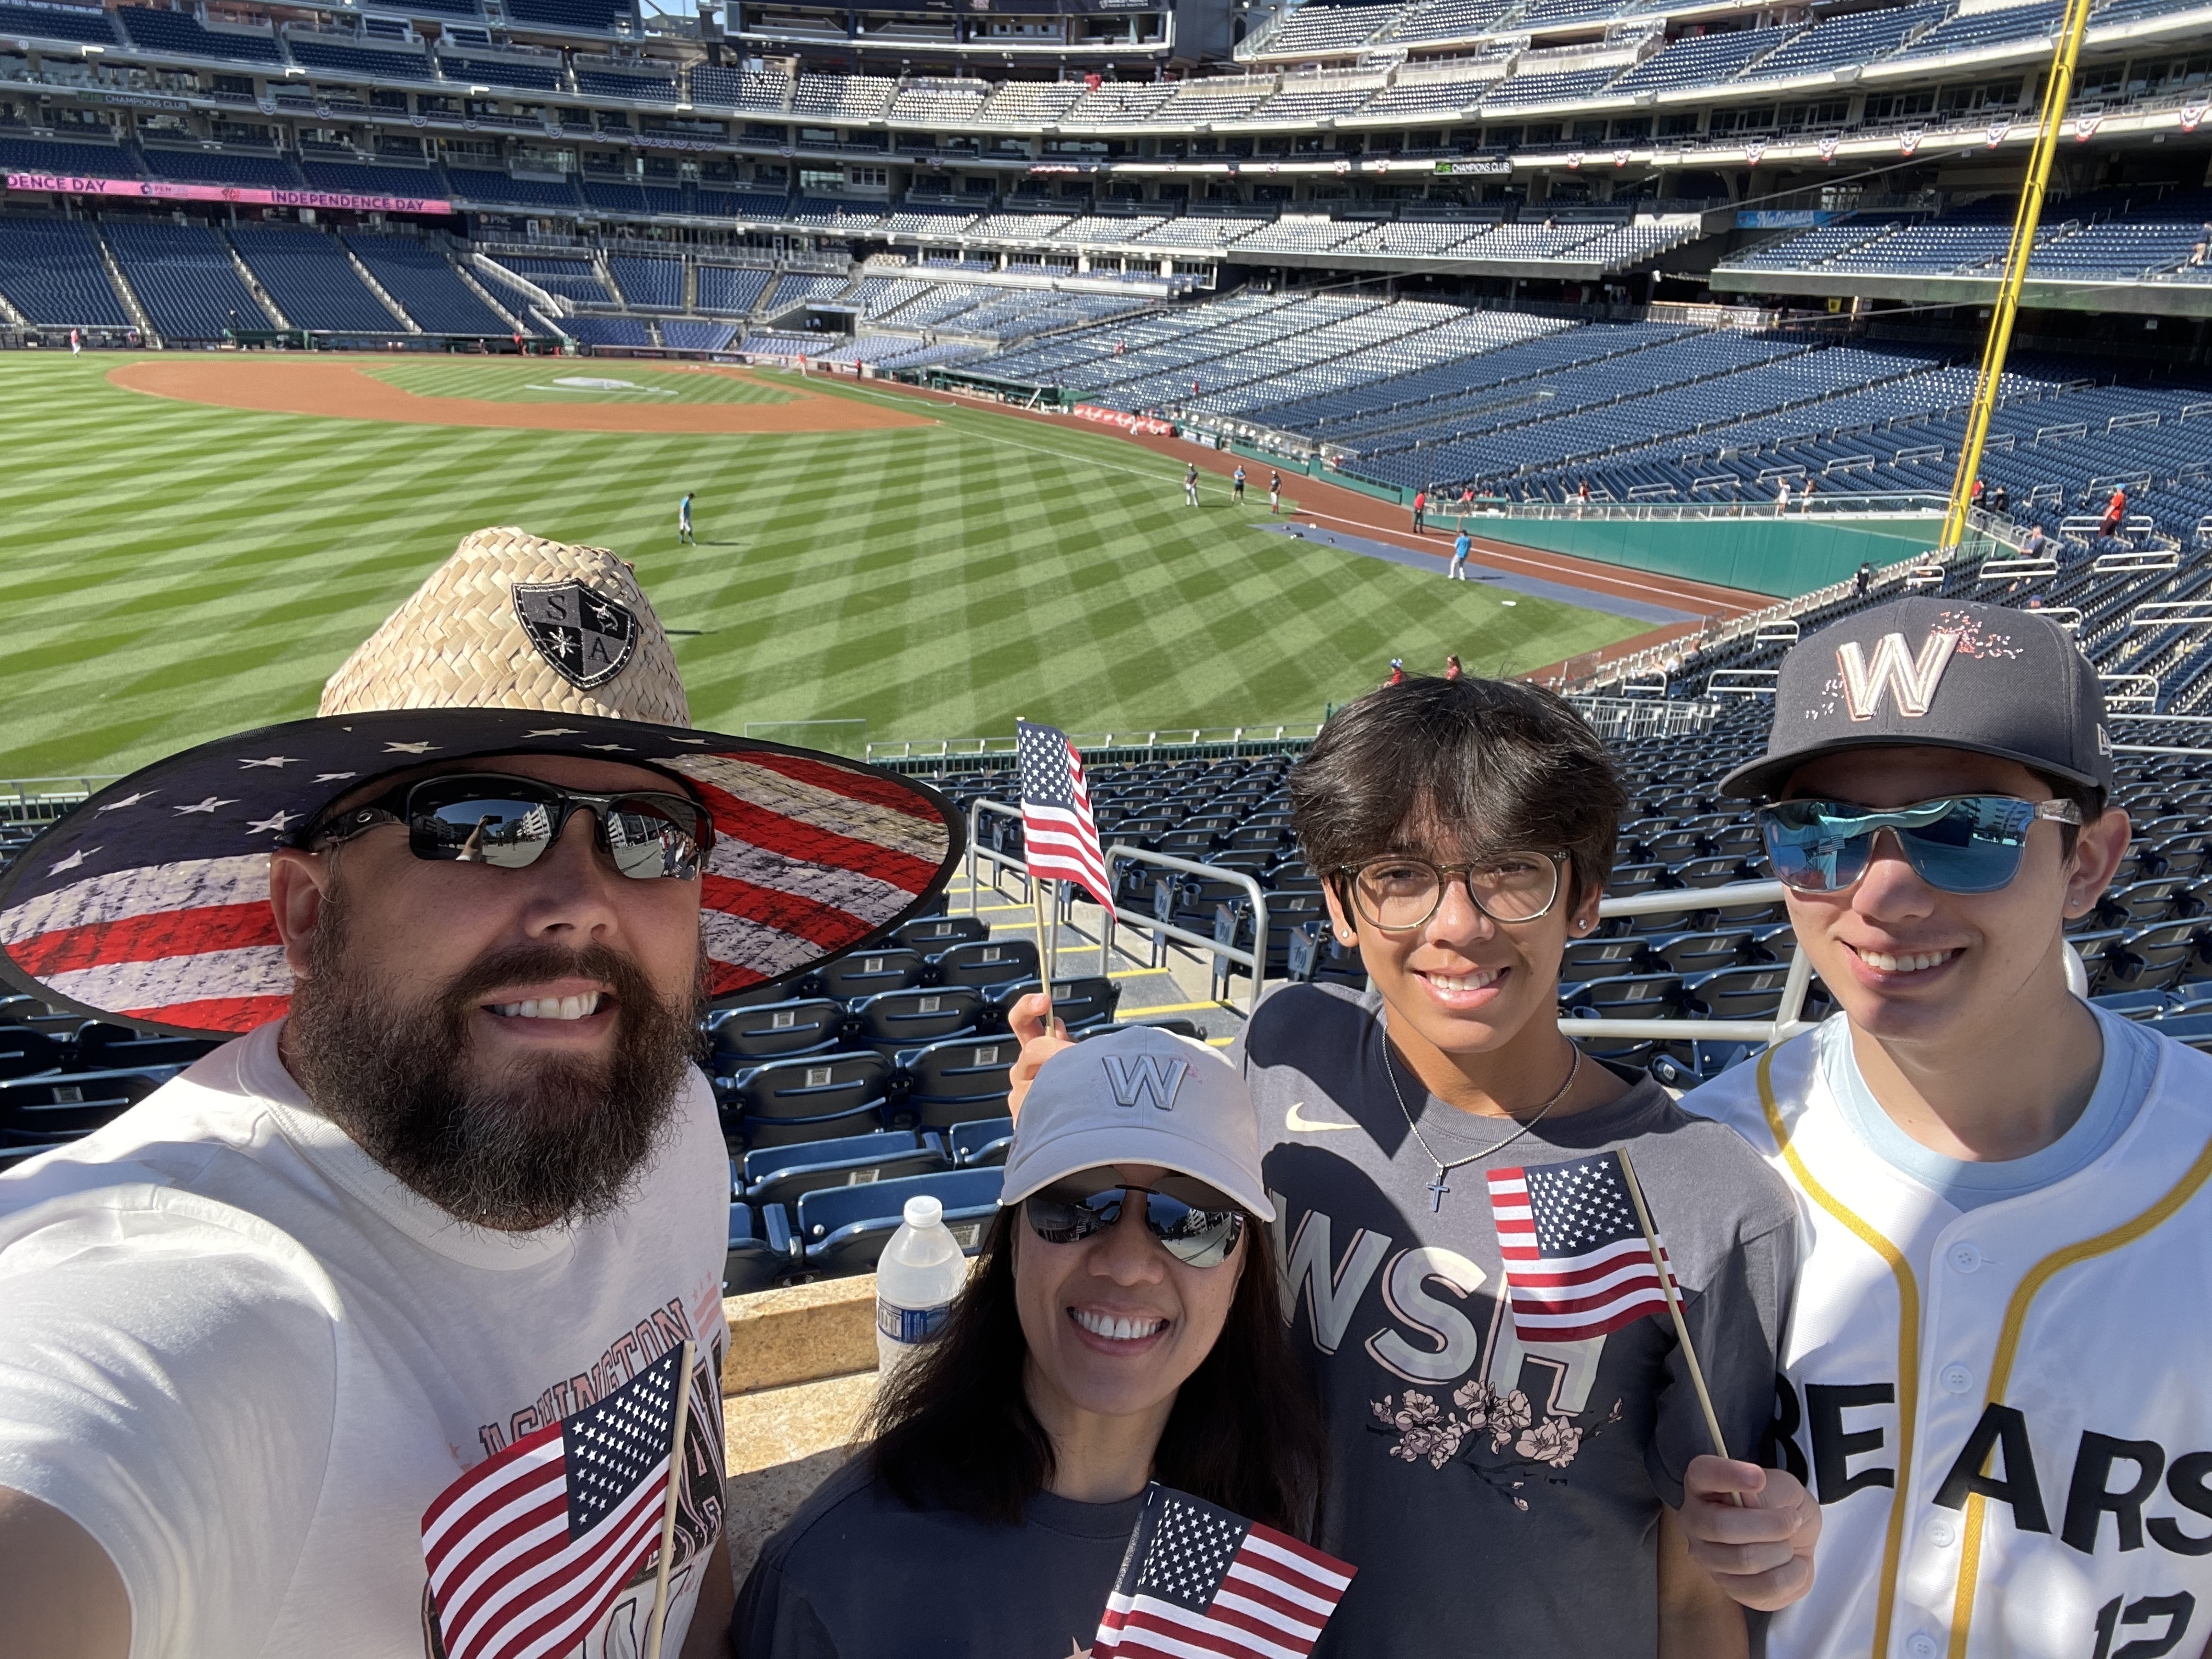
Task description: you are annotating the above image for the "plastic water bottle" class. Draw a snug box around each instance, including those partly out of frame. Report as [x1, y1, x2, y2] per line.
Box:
[875, 1195, 967, 1378]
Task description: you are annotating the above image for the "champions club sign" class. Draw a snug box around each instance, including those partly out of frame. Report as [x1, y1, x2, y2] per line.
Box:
[3, 173, 455, 216]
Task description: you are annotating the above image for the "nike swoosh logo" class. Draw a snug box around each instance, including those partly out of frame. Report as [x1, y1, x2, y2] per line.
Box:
[1285, 1101, 1359, 1134]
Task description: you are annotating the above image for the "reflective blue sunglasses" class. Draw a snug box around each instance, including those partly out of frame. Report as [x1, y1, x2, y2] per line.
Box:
[1758, 796, 2083, 896]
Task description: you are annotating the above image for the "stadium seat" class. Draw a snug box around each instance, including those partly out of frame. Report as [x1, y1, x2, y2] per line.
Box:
[890, 1034, 1017, 1128]
[1286, 921, 1367, 986]
[897, 916, 990, 952]
[1079, 1019, 1205, 1041]
[0, 1069, 166, 1146]
[817, 948, 926, 1001]
[738, 1128, 949, 1210]
[73, 1024, 222, 1071]
[725, 1052, 893, 1148]
[1559, 934, 1647, 984]
[946, 1116, 1015, 1167]
[1649, 930, 1754, 976]
[708, 998, 846, 1064]
[2104, 921, 2207, 992]
[0, 1029, 65, 1080]
[725, 1203, 796, 1295]
[796, 1167, 1003, 1275]
[928, 938, 1041, 989]
[1683, 964, 1796, 1022]
[847, 988, 984, 1057]
[981, 976, 1121, 1032]
[1564, 973, 1683, 1022]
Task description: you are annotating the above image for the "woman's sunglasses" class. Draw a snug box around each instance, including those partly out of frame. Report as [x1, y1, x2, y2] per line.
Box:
[311, 773, 711, 881]
[1758, 795, 2083, 896]
[1024, 1176, 1246, 1269]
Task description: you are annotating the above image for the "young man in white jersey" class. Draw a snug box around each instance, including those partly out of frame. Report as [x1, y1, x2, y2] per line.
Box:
[1679, 596, 2212, 1659]
[0, 528, 961, 1658]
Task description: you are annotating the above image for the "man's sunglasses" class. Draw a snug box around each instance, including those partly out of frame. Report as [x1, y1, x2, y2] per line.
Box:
[311, 774, 711, 881]
[1758, 795, 2083, 897]
[1024, 1175, 1246, 1269]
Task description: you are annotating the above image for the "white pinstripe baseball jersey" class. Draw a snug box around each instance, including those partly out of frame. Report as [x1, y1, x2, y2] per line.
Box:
[1685, 1014, 2212, 1659]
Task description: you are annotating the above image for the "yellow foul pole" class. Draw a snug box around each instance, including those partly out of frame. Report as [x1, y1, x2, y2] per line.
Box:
[1939, 0, 2100, 551]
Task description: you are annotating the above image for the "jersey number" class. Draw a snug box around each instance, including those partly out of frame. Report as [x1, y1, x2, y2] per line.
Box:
[2092, 1593, 2195, 1659]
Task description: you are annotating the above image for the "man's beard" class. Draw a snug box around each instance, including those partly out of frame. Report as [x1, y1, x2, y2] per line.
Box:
[285, 891, 708, 1232]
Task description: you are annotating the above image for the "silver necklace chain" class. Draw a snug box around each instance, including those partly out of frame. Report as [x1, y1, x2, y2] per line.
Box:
[1376, 1017, 1582, 1213]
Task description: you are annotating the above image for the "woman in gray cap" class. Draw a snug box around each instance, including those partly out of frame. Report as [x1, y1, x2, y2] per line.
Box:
[731, 1026, 1327, 1659]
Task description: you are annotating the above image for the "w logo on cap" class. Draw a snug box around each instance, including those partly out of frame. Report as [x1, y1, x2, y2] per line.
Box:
[1836, 630, 1961, 721]
[1103, 1054, 1191, 1112]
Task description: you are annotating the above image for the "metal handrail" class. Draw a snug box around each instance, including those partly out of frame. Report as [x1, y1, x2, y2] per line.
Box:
[964, 800, 1273, 1017]
[1564, 879, 1814, 1044]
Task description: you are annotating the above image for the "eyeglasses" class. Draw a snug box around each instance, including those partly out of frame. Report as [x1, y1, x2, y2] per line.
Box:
[1758, 796, 2082, 897]
[1340, 853, 1564, 932]
[313, 773, 711, 881]
[1024, 1176, 1246, 1269]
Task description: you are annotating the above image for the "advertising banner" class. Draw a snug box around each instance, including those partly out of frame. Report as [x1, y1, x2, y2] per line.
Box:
[3, 173, 455, 215]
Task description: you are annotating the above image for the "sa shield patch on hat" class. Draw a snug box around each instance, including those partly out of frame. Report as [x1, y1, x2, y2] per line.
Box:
[513, 580, 638, 690]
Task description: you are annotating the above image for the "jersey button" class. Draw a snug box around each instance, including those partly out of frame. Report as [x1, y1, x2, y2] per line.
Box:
[1941, 1363, 1975, 1394]
[1927, 1517, 1957, 1548]
[1908, 1634, 1939, 1659]
[1947, 1243, 1983, 1273]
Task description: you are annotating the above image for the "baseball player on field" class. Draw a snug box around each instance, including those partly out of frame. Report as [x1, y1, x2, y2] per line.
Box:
[1677, 596, 2212, 1659]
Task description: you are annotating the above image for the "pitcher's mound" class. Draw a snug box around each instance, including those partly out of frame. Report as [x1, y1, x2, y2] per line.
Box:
[108, 357, 932, 434]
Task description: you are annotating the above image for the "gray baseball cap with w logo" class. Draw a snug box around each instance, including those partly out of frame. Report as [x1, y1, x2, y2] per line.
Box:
[1719, 596, 2114, 800]
[1000, 1025, 1273, 1220]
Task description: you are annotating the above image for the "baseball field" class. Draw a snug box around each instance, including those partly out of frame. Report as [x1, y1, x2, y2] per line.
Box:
[0, 352, 1654, 781]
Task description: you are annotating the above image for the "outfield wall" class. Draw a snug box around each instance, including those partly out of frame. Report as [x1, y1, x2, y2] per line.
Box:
[1465, 512, 1945, 598]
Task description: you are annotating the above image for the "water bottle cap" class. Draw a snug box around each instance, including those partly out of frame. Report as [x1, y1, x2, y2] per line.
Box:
[904, 1195, 944, 1229]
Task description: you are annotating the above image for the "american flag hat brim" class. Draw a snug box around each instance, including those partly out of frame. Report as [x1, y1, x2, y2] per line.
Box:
[0, 526, 966, 1037]
[0, 708, 966, 1038]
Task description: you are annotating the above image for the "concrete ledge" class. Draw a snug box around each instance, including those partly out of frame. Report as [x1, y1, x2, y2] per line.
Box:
[720, 1274, 879, 1396]
[723, 1371, 877, 1581]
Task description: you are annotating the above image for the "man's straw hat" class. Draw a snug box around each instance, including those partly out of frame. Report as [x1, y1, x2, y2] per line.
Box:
[0, 528, 964, 1036]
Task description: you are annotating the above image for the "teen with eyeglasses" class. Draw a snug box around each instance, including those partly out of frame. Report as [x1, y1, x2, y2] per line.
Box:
[1676, 597, 2212, 1659]
[731, 1027, 1327, 1659]
[1010, 676, 1819, 1656]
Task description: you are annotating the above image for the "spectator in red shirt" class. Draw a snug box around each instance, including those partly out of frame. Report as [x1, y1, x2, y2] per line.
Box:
[2101, 488, 2128, 537]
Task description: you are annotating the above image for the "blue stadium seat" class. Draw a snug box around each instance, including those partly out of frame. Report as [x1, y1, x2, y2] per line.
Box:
[0, 1069, 168, 1145]
[738, 1128, 948, 1210]
[796, 1167, 1002, 1275]
[980, 975, 1120, 1032]
[725, 1203, 795, 1294]
[1683, 964, 1796, 1022]
[946, 1116, 1015, 1168]
[890, 1034, 1016, 1128]
[0, 1028, 65, 1079]
[708, 998, 845, 1064]
[847, 988, 983, 1057]
[896, 914, 990, 953]
[74, 1025, 219, 1071]
[928, 938, 1040, 989]
[725, 1051, 893, 1147]
[817, 947, 925, 1001]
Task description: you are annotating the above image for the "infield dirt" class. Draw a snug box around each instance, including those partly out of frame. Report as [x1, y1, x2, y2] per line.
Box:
[108, 357, 934, 434]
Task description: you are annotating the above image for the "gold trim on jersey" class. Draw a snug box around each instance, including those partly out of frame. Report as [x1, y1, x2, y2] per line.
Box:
[1758, 1046, 1923, 1659]
[1943, 1127, 2212, 1659]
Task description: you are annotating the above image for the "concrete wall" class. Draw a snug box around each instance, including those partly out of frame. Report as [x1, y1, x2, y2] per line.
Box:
[1468, 512, 1945, 596]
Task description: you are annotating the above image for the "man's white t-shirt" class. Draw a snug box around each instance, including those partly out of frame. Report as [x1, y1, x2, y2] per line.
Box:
[0, 1019, 731, 1659]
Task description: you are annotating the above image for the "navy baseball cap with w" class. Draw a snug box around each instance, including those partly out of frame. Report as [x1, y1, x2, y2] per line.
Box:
[1719, 597, 2115, 800]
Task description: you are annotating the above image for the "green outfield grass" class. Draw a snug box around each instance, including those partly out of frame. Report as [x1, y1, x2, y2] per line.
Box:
[0, 354, 1648, 780]
[362, 360, 799, 405]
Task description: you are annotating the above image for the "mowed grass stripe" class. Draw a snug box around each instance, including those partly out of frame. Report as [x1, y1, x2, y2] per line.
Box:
[0, 354, 1643, 777]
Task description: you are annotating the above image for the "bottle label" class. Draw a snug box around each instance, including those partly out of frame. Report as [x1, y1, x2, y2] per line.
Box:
[877, 1297, 951, 1346]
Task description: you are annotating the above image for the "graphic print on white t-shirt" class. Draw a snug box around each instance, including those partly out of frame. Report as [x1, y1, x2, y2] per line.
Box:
[0, 1020, 731, 1659]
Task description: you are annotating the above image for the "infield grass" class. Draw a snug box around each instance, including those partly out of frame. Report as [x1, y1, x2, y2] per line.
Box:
[0, 353, 1647, 779]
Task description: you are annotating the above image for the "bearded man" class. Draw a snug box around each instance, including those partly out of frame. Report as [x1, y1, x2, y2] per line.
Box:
[0, 530, 961, 1658]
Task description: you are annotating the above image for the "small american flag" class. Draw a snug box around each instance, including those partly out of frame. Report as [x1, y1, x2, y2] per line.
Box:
[420, 1345, 686, 1659]
[1093, 1485, 1355, 1659]
[1487, 1150, 1675, 1344]
[1016, 719, 1113, 909]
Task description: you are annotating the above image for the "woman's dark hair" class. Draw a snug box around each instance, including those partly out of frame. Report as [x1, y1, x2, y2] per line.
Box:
[1290, 674, 1627, 911]
[865, 1206, 1328, 1538]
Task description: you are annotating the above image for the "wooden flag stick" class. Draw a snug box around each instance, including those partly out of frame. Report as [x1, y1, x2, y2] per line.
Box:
[645, 1338, 698, 1659]
[1616, 1150, 1743, 1507]
[1032, 872, 1057, 1035]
